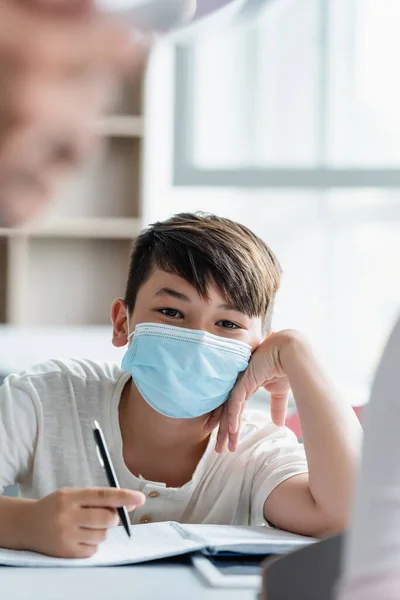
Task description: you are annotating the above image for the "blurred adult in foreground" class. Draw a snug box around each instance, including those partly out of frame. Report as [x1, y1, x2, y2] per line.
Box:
[0, 0, 148, 226]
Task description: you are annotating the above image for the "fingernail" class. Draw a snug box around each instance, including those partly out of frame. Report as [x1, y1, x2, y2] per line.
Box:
[127, 498, 145, 509]
[130, 492, 145, 504]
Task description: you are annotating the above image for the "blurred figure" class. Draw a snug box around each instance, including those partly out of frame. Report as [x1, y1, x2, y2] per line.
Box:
[0, 0, 148, 227]
[0, 1, 236, 227]
[337, 317, 400, 600]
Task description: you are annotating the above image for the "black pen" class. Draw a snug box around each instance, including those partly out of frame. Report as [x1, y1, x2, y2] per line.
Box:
[93, 420, 132, 538]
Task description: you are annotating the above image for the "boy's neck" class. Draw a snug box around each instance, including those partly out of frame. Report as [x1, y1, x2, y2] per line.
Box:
[118, 379, 211, 486]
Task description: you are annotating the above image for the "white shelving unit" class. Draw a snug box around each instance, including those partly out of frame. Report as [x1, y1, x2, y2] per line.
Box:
[0, 78, 145, 327]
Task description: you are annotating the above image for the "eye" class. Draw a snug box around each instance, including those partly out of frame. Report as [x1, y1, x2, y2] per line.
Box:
[158, 308, 183, 319]
[218, 320, 240, 330]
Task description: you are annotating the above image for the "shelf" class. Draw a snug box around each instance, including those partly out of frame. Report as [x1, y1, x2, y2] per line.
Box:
[98, 116, 144, 138]
[0, 66, 145, 327]
[47, 138, 141, 219]
[0, 218, 141, 240]
[21, 238, 132, 325]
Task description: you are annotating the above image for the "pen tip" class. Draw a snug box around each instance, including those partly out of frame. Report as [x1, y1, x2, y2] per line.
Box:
[93, 420, 100, 429]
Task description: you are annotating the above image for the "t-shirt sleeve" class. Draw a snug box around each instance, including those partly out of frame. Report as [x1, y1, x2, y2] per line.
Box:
[249, 425, 309, 525]
[0, 374, 39, 494]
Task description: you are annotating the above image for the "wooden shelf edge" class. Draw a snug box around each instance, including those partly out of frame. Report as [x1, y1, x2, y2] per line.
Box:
[0, 218, 141, 240]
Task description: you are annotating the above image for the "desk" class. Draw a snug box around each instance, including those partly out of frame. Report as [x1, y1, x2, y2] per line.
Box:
[1, 562, 259, 600]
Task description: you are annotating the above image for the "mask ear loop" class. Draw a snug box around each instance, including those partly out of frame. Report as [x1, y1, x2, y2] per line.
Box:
[126, 309, 134, 342]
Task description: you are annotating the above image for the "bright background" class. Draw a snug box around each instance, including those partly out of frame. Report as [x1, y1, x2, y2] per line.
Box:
[143, 0, 400, 406]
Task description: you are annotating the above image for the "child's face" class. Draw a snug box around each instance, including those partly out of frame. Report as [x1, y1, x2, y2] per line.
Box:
[112, 268, 264, 352]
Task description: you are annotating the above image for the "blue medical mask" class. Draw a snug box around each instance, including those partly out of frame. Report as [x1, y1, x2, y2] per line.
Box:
[121, 321, 251, 419]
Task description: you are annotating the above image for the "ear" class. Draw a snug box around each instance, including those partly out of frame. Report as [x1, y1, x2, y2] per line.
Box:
[111, 298, 129, 348]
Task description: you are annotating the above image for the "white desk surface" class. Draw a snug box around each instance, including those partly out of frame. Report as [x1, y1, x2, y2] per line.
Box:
[1, 562, 260, 600]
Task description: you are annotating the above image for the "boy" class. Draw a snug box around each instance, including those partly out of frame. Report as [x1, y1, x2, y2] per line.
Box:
[0, 213, 361, 558]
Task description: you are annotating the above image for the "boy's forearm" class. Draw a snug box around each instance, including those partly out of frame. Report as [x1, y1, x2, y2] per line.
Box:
[0, 495, 36, 551]
[280, 333, 362, 528]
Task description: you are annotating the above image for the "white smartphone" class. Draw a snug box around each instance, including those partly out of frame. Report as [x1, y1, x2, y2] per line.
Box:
[191, 554, 262, 589]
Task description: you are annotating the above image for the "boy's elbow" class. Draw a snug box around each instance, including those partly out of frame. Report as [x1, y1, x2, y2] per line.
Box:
[298, 488, 348, 538]
[311, 504, 348, 538]
[314, 517, 346, 539]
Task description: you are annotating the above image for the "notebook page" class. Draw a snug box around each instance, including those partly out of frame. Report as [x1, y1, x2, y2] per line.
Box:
[0, 522, 204, 567]
[182, 524, 315, 555]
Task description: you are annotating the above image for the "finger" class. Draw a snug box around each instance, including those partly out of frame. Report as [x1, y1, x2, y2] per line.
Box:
[0, 120, 97, 226]
[0, 177, 52, 226]
[77, 527, 109, 546]
[204, 405, 224, 434]
[3, 72, 111, 131]
[23, 0, 94, 15]
[228, 402, 246, 452]
[0, 118, 97, 171]
[228, 431, 240, 453]
[1, 7, 143, 76]
[270, 392, 289, 427]
[74, 544, 98, 558]
[72, 488, 145, 509]
[26, 15, 147, 74]
[76, 507, 119, 529]
[227, 378, 247, 435]
[215, 407, 230, 454]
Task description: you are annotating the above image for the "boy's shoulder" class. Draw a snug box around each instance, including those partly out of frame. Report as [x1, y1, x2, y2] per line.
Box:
[1, 360, 128, 427]
[6, 358, 125, 389]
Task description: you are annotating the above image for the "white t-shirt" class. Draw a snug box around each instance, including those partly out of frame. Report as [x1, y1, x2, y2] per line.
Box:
[0, 359, 308, 526]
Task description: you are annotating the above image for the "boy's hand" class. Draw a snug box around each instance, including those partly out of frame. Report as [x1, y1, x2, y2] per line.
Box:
[24, 488, 145, 558]
[211, 331, 304, 453]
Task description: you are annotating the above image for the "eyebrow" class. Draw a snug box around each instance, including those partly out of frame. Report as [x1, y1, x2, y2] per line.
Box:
[154, 288, 244, 313]
[154, 288, 192, 302]
[218, 303, 242, 313]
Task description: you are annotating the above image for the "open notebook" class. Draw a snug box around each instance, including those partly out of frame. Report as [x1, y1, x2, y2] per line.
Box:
[0, 522, 315, 567]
